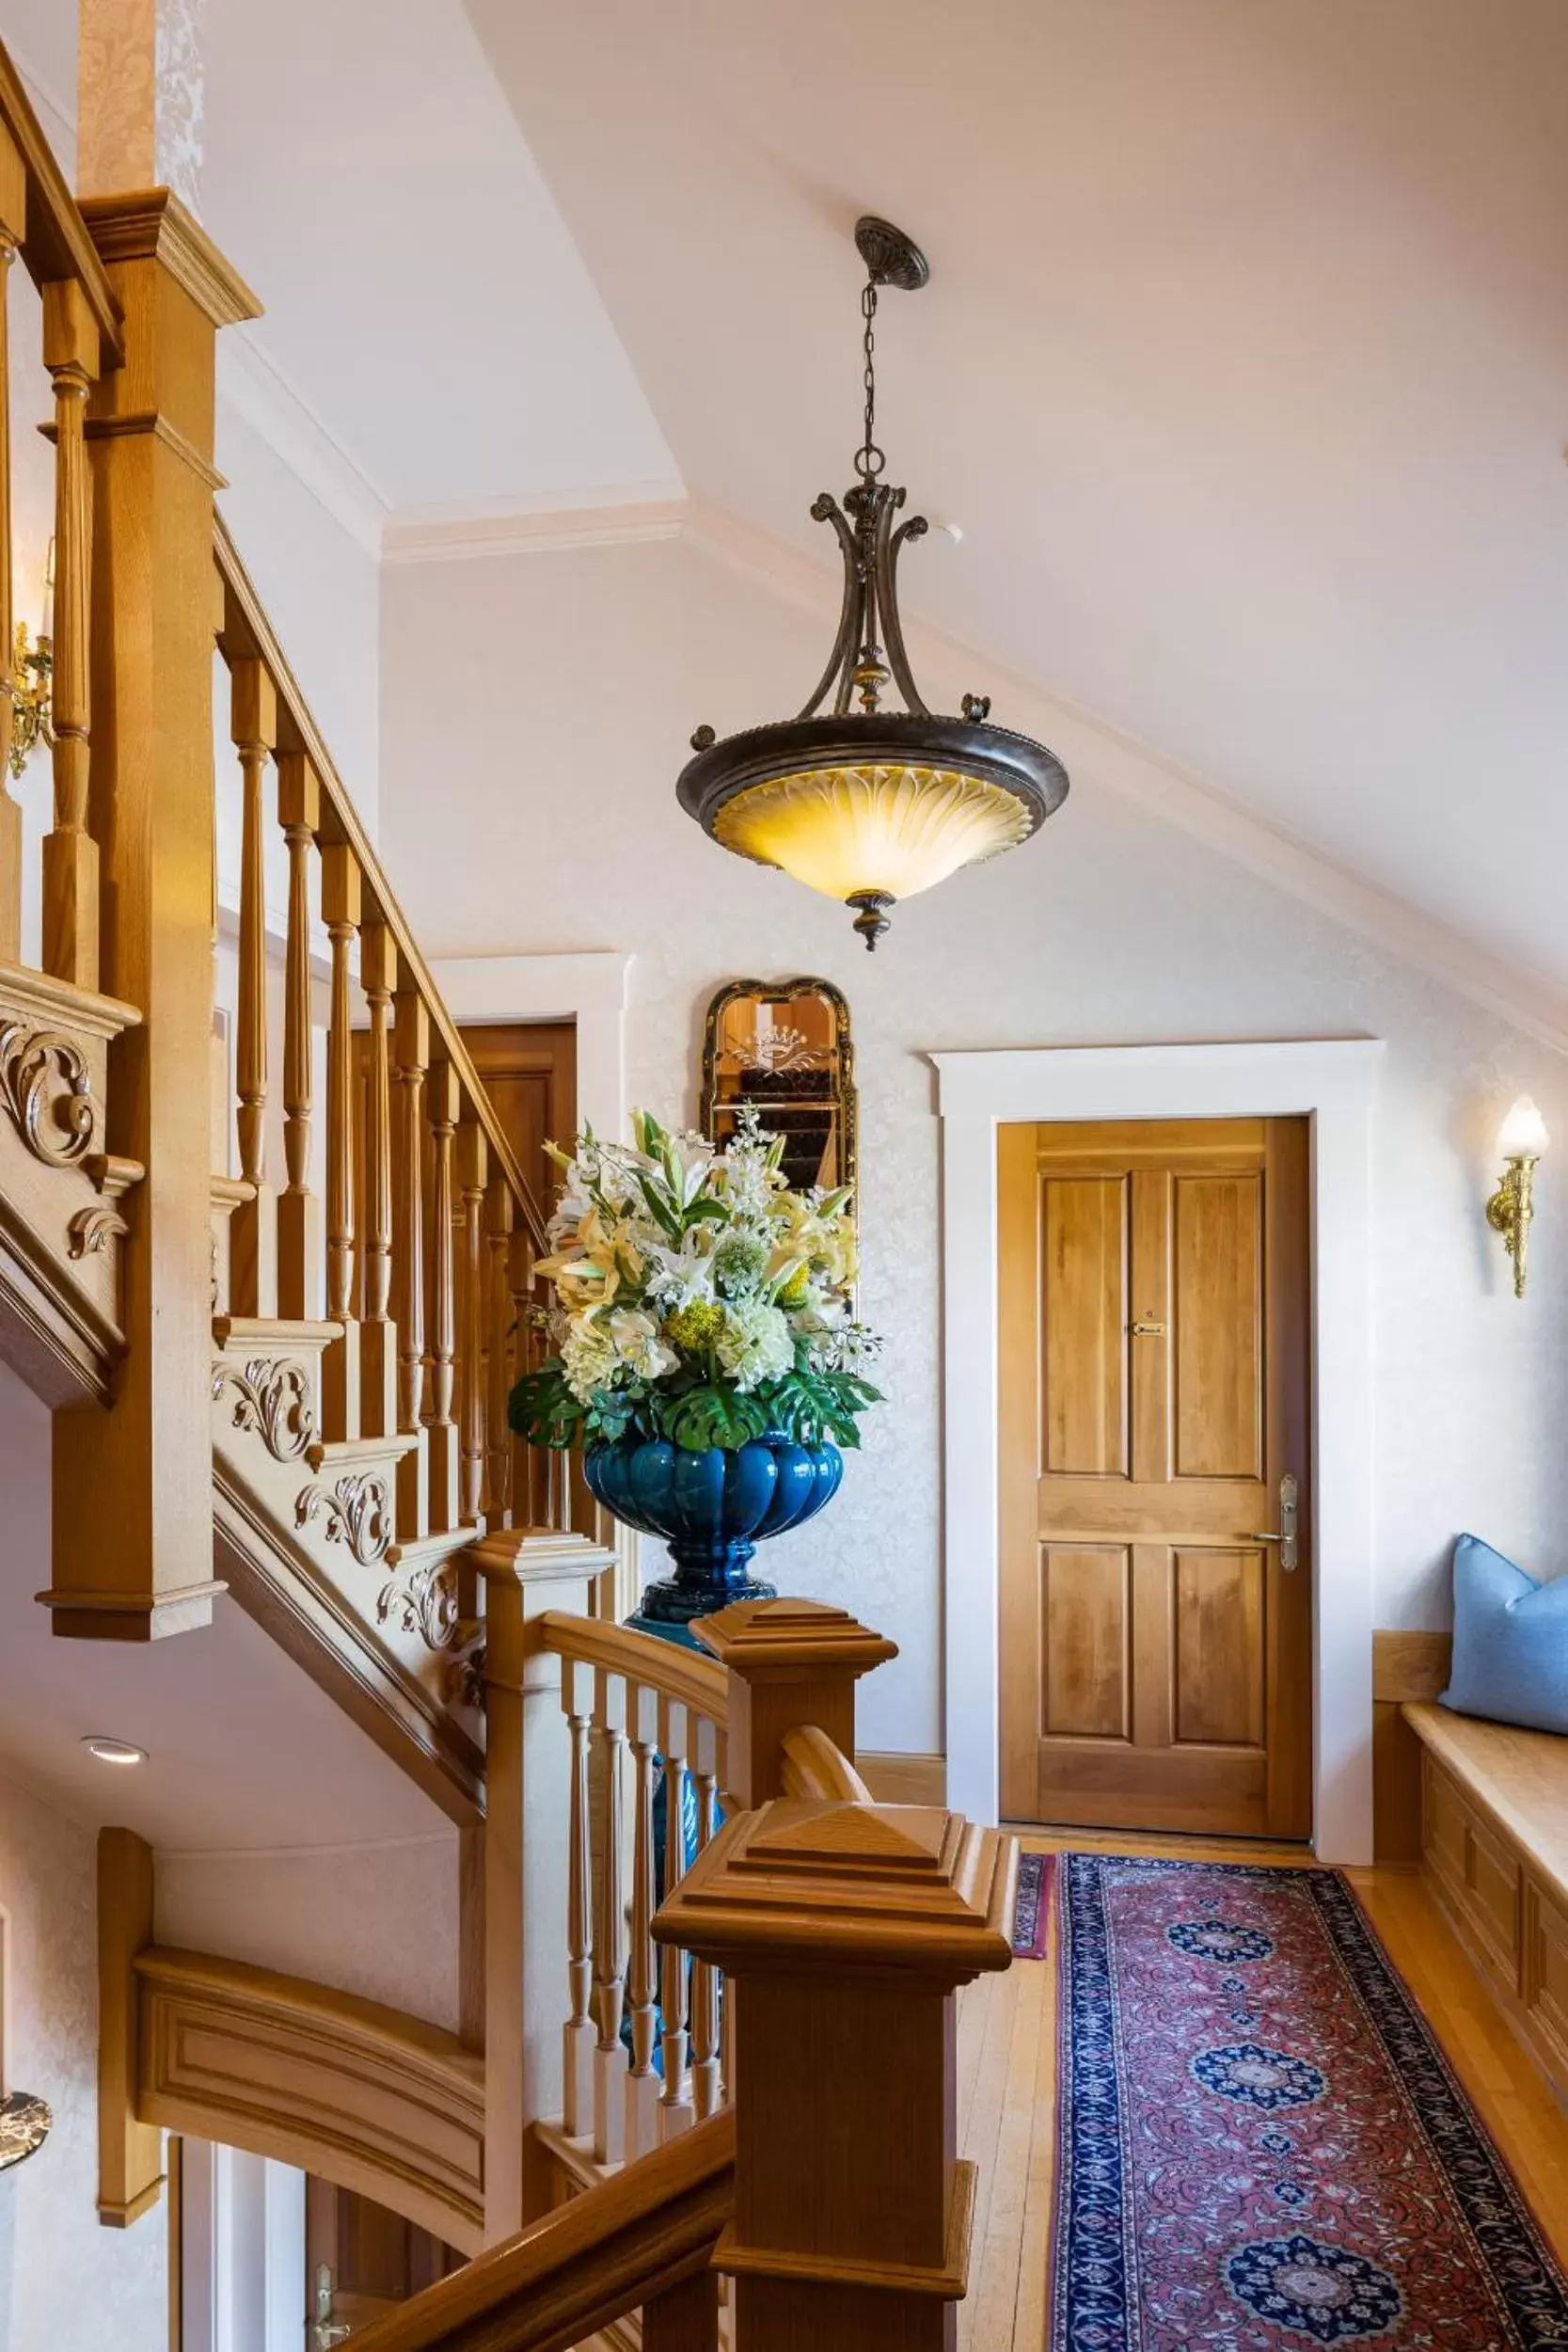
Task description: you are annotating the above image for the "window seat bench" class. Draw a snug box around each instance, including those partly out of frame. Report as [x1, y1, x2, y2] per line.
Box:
[1402, 1699, 1568, 2102]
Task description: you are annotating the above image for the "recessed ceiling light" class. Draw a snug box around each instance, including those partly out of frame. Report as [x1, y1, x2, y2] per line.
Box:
[81, 1736, 147, 1766]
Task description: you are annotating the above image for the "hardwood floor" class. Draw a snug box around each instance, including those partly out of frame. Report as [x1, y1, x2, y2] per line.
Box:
[958, 1832, 1568, 2349]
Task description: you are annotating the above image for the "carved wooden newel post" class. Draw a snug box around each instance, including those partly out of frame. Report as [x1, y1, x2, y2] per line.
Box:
[656, 1798, 1016, 2351]
[473, 1526, 616, 2241]
[692, 1596, 897, 1804]
[47, 112, 261, 1634]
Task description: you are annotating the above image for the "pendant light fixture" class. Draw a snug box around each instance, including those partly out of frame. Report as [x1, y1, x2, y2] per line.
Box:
[677, 215, 1069, 948]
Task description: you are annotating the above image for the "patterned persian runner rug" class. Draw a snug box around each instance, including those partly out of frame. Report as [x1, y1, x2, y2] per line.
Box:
[1013, 1851, 1055, 1960]
[1052, 1852, 1568, 2348]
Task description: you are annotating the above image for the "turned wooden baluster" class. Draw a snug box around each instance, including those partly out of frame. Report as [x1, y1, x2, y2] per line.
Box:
[276, 752, 322, 1318]
[0, 129, 23, 962]
[320, 844, 361, 1441]
[359, 921, 398, 1438]
[592, 1667, 629, 2166]
[689, 1723, 722, 2122]
[229, 659, 277, 1317]
[424, 1059, 461, 1531]
[562, 1660, 594, 2138]
[658, 1699, 696, 2140]
[393, 991, 430, 1537]
[625, 1683, 661, 2161]
[484, 1177, 515, 1525]
[40, 279, 99, 990]
[456, 1115, 487, 1526]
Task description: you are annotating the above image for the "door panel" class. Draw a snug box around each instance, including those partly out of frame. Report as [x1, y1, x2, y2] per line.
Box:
[999, 1116, 1311, 1838]
[1172, 1173, 1261, 1480]
[1039, 1546, 1132, 1741]
[1041, 1177, 1128, 1477]
[1173, 1547, 1264, 1747]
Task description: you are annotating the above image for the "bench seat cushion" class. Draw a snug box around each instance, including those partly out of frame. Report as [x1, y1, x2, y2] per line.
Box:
[1441, 1533, 1568, 1737]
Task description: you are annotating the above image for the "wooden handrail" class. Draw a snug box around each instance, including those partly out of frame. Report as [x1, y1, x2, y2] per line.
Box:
[779, 1722, 871, 1802]
[0, 44, 121, 358]
[345, 2113, 734, 2352]
[213, 517, 548, 1251]
[537, 1610, 729, 1723]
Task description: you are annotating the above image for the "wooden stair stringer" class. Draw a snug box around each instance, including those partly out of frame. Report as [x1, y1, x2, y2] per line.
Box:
[0, 961, 143, 1407]
[213, 1462, 484, 1827]
[211, 1314, 485, 1826]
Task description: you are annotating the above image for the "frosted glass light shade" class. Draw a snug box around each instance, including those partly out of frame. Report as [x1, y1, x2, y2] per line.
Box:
[1498, 1094, 1550, 1159]
[711, 762, 1034, 903]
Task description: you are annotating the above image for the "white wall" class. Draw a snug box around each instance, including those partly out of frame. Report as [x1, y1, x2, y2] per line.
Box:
[215, 398, 382, 839]
[0, 1774, 166, 2352]
[156, 1840, 459, 2034]
[380, 530, 1568, 1754]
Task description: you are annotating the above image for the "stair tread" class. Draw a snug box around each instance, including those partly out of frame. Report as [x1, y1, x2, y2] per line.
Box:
[214, 1313, 339, 1347]
[308, 1431, 421, 1467]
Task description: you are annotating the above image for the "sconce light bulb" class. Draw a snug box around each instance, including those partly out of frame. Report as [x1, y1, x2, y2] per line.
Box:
[1498, 1094, 1550, 1162]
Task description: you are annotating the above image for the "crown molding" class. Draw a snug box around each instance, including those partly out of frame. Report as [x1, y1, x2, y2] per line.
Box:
[678, 495, 1568, 1059]
[217, 328, 389, 559]
[382, 483, 686, 565]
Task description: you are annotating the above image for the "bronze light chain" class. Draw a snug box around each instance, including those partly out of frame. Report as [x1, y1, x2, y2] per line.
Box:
[857, 274, 885, 483]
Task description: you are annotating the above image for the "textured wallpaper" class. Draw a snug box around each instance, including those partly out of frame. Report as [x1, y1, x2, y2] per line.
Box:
[0, 1775, 166, 2351]
[381, 532, 1568, 1754]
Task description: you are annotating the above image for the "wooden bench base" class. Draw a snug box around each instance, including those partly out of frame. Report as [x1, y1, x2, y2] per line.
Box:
[1404, 1701, 1568, 2107]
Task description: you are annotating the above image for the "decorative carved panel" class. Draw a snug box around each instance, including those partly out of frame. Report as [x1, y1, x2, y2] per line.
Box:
[295, 1473, 392, 1566]
[0, 1022, 97, 1166]
[212, 1357, 316, 1462]
[377, 1558, 461, 1651]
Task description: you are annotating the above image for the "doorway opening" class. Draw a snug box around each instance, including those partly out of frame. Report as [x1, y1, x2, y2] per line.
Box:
[934, 1039, 1381, 1863]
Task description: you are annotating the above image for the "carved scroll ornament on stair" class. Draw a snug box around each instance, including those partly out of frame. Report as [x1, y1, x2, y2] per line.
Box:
[213, 1358, 317, 1463]
[446, 1639, 486, 1713]
[294, 1472, 392, 1566]
[376, 1558, 461, 1650]
[67, 1204, 128, 1260]
[0, 1024, 97, 1167]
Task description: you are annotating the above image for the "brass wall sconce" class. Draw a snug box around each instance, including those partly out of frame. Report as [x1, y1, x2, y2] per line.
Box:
[1486, 1094, 1549, 1297]
[9, 538, 54, 779]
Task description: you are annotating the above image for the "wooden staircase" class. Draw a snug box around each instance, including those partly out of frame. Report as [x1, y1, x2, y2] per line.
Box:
[0, 62, 611, 1807]
[0, 37, 1022, 2350]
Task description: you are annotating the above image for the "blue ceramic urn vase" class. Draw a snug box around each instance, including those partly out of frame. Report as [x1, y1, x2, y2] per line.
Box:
[583, 1429, 844, 1645]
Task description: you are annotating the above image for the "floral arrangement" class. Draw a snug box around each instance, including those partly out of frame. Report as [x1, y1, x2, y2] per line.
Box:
[508, 1108, 883, 1454]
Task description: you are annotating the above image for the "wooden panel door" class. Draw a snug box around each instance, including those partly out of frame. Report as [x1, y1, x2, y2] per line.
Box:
[307, 2177, 464, 2341]
[455, 1020, 602, 1560]
[998, 1116, 1311, 1838]
[457, 1020, 577, 1226]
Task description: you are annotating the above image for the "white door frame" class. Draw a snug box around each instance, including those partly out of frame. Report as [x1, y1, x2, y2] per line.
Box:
[934, 1039, 1383, 1865]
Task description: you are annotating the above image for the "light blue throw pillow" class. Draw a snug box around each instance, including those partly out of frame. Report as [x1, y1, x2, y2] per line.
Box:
[1440, 1534, 1568, 1735]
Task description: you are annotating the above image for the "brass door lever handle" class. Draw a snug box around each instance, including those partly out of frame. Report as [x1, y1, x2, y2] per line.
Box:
[1249, 1472, 1299, 1571]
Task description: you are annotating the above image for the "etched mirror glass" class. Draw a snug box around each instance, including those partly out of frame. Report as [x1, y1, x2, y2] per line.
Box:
[700, 978, 856, 1200]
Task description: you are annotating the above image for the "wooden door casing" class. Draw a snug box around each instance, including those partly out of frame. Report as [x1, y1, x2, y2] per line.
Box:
[998, 1117, 1312, 1839]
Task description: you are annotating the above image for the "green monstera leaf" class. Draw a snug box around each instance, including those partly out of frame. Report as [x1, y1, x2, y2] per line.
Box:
[508, 1363, 584, 1450]
[656, 1383, 771, 1452]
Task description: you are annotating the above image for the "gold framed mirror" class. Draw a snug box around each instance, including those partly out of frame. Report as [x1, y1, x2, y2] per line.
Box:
[700, 977, 857, 1202]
